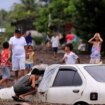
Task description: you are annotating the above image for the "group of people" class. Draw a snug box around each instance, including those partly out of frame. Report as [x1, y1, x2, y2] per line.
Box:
[48, 32, 103, 65]
[0, 30, 35, 88]
[0, 29, 103, 101]
[62, 32, 103, 64]
[47, 32, 75, 58]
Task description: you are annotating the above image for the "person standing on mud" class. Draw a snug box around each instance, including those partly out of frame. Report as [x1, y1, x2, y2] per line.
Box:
[25, 32, 33, 45]
[62, 43, 80, 64]
[51, 32, 60, 58]
[88, 33, 103, 64]
[25, 45, 36, 73]
[9, 29, 27, 81]
[66, 32, 74, 44]
[0, 42, 11, 87]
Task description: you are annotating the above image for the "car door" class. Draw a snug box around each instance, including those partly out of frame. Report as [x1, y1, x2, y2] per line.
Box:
[47, 66, 86, 104]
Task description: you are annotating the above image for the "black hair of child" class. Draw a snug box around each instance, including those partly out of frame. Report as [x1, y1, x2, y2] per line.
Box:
[3, 42, 9, 49]
[65, 43, 73, 51]
[15, 29, 21, 34]
[31, 68, 44, 75]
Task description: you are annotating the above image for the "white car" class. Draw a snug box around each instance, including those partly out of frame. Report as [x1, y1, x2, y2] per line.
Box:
[38, 64, 105, 105]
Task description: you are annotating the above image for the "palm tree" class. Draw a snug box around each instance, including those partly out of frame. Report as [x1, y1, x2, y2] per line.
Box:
[21, 0, 37, 11]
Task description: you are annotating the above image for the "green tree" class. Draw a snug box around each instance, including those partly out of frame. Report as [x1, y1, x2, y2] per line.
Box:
[9, 0, 38, 23]
[35, 0, 76, 32]
[35, 7, 49, 32]
[71, 0, 105, 38]
[0, 10, 8, 27]
[68, 0, 105, 52]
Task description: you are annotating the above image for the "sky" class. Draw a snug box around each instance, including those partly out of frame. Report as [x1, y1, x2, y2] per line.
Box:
[0, 0, 20, 11]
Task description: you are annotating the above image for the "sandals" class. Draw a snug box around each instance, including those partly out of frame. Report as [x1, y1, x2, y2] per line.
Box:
[12, 96, 29, 102]
[18, 96, 26, 102]
[12, 96, 20, 101]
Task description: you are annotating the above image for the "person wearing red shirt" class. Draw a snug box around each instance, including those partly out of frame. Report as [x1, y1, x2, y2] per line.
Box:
[66, 32, 74, 43]
[0, 42, 11, 87]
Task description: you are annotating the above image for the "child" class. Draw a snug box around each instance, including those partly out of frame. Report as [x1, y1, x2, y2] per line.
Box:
[26, 45, 35, 73]
[62, 43, 80, 64]
[0, 42, 11, 87]
[51, 32, 63, 58]
[51, 33, 60, 58]
[12, 68, 42, 101]
[78, 39, 86, 52]
[88, 33, 103, 64]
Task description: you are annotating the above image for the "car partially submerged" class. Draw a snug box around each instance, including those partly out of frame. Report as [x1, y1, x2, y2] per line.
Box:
[38, 64, 105, 105]
[0, 64, 105, 105]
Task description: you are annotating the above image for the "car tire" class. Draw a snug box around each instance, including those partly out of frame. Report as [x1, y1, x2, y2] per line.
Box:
[74, 102, 89, 105]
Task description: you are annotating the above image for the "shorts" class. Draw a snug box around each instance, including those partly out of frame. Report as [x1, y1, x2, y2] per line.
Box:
[27, 42, 32, 46]
[90, 58, 100, 64]
[2, 67, 10, 79]
[26, 63, 33, 69]
[53, 47, 58, 53]
[12, 56, 25, 71]
[14, 86, 34, 96]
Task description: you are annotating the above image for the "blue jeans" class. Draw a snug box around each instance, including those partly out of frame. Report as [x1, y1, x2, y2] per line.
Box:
[2, 67, 10, 79]
[25, 63, 33, 69]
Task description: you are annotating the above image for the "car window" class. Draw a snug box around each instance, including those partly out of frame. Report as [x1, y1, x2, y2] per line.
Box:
[73, 71, 82, 86]
[84, 65, 105, 82]
[53, 68, 82, 87]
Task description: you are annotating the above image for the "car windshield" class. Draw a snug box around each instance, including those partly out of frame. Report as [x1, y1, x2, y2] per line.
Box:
[84, 65, 105, 82]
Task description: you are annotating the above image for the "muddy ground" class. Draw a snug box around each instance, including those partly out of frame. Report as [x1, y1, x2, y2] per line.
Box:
[0, 46, 105, 105]
[35, 46, 105, 64]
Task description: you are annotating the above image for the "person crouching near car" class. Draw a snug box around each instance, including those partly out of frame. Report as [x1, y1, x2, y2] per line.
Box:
[12, 68, 42, 101]
[62, 43, 80, 64]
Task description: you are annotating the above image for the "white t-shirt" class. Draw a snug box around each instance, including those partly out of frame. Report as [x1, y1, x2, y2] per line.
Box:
[51, 36, 59, 48]
[63, 52, 78, 64]
[9, 36, 27, 57]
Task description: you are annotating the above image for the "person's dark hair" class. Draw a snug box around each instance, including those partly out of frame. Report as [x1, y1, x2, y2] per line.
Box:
[28, 32, 31, 35]
[15, 29, 21, 34]
[65, 43, 73, 51]
[3, 42, 9, 49]
[31, 68, 43, 75]
[28, 45, 33, 49]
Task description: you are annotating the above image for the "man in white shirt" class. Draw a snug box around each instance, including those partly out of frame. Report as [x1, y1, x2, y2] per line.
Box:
[9, 29, 27, 81]
[51, 33, 60, 57]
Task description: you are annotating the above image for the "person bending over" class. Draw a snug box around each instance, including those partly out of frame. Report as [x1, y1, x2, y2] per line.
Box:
[12, 68, 42, 101]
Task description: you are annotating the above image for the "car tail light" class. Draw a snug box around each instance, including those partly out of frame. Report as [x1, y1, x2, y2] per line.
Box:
[90, 92, 98, 100]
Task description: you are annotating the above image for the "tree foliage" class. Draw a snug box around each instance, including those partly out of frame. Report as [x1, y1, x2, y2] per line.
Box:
[9, 0, 37, 22]
[71, 0, 105, 39]
[1, 0, 105, 43]
[36, 0, 105, 47]
[35, 0, 76, 32]
[35, 7, 49, 32]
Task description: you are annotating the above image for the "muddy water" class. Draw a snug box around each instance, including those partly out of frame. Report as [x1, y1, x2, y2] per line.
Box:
[0, 100, 59, 105]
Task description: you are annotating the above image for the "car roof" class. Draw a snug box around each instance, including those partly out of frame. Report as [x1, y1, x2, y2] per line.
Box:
[59, 64, 105, 72]
[60, 64, 105, 67]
